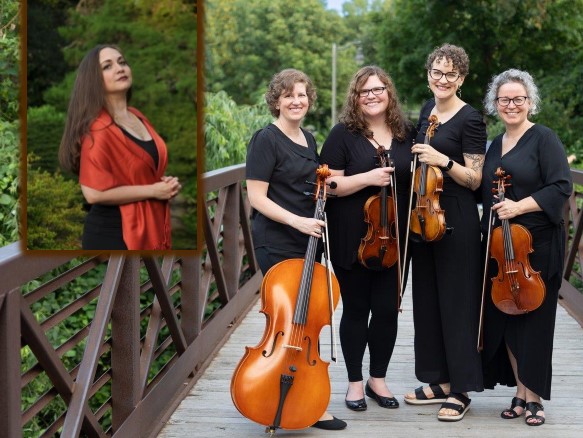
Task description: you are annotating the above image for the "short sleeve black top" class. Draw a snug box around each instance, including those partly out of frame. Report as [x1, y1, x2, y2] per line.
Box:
[246, 123, 320, 254]
[416, 99, 486, 188]
[320, 123, 415, 270]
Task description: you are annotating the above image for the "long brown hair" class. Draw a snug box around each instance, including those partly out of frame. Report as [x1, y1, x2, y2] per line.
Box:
[338, 65, 408, 141]
[58, 44, 131, 174]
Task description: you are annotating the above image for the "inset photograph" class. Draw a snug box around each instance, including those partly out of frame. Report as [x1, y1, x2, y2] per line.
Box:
[25, 0, 197, 250]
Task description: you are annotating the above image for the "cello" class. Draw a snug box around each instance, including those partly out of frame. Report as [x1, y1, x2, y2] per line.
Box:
[231, 165, 340, 434]
[409, 115, 447, 242]
[487, 167, 546, 315]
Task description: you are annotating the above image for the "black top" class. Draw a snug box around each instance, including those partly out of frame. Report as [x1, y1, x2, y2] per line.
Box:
[320, 123, 416, 270]
[481, 124, 572, 232]
[246, 123, 320, 254]
[119, 127, 159, 169]
[416, 99, 486, 189]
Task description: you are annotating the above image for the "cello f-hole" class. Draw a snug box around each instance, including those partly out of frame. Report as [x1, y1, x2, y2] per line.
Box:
[304, 336, 317, 366]
[262, 331, 285, 357]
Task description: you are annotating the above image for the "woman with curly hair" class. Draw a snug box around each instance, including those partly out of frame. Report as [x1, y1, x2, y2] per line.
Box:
[320, 65, 415, 413]
[403, 43, 486, 421]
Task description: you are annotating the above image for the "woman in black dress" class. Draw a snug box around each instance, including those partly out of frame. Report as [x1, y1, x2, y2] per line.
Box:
[320, 65, 414, 413]
[480, 68, 572, 426]
[245, 68, 346, 431]
[403, 44, 486, 421]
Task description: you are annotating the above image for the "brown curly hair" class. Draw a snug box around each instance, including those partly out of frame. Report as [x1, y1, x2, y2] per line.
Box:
[338, 65, 408, 141]
[425, 43, 469, 77]
[264, 69, 317, 117]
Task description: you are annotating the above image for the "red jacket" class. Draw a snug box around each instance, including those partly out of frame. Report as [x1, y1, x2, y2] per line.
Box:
[79, 108, 171, 250]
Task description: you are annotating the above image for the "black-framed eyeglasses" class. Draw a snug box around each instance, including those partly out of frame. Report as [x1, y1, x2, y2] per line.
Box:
[495, 96, 529, 106]
[358, 86, 387, 98]
[428, 69, 460, 82]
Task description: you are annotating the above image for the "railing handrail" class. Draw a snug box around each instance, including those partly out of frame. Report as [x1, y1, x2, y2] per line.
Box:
[2, 164, 583, 438]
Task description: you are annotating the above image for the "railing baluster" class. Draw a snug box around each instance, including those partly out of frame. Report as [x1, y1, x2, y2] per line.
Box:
[0, 289, 21, 438]
[111, 257, 141, 433]
[61, 255, 126, 438]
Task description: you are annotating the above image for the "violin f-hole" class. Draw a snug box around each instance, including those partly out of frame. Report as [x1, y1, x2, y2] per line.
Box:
[304, 335, 317, 366]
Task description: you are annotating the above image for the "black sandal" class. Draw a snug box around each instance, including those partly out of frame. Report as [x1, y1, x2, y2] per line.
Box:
[500, 396, 526, 419]
[437, 392, 471, 422]
[525, 401, 545, 426]
[404, 383, 448, 405]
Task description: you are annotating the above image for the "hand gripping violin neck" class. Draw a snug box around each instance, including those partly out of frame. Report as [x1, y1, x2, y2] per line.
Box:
[230, 165, 340, 434]
[409, 115, 450, 242]
[488, 167, 546, 315]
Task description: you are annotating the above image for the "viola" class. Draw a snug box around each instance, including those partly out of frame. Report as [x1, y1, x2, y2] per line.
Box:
[489, 167, 546, 315]
[409, 115, 447, 242]
[230, 165, 340, 433]
[358, 144, 399, 270]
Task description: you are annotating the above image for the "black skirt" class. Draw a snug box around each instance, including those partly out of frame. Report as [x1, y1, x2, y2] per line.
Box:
[82, 204, 127, 250]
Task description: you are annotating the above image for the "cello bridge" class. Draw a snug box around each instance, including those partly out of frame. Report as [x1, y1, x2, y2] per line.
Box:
[282, 344, 302, 351]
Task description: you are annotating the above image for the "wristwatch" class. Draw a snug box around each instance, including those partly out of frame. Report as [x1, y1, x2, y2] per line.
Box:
[440, 158, 454, 172]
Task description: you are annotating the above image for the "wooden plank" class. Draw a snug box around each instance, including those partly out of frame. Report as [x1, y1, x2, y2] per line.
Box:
[159, 279, 583, 437]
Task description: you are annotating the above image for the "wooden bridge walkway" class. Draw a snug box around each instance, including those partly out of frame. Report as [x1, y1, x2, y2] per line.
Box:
[158, 281, 583, 438]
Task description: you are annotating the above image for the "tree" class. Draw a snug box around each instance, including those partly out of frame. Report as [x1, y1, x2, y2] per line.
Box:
[206, 0, 356, 133]
[205, 91, 273, 170]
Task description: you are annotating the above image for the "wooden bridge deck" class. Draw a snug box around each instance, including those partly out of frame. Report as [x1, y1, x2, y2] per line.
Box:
[159, 282, 583, 438]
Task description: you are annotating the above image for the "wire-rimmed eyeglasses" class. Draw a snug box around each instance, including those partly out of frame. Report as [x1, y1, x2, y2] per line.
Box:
[495, 96, 529, 106]
[428, 69, 460, 82]
[358, 86, 387, 98]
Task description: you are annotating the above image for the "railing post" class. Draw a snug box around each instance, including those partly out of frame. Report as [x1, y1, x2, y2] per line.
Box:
[111, 256, 141, 433]
[222, 184, 240, 299]
[0, 288, 22, 438]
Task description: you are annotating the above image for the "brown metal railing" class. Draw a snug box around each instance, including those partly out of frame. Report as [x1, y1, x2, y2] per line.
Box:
[0, 163, 261, 437]
[560, 168, 583, 326]
[2, 165, 582, 437]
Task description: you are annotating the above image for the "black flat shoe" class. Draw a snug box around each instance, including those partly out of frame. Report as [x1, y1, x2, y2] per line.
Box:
[312, 416, 347, 430]
[365, 381, 399, 409]
[345, 397, 367, 411]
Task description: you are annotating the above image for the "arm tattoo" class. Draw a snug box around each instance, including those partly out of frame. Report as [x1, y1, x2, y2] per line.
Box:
[463, 153, 485, 190]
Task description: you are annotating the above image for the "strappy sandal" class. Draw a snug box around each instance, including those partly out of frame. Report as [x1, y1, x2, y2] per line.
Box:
[404, 383, 449, 405]
[437, 392, 471, 422]
[525, 401, 545, 426]
[501, 396, 526, 419]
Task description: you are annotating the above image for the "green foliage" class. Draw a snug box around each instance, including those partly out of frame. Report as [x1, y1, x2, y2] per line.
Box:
[26, 160, 85, 250]
[0, 0, 20, 122]
[205, 91, 273, 170]
[0, 119, 19, 245]
[206, 0, 355, 133]
[0, 0, 20, 246]
[27, 105, 66, 173]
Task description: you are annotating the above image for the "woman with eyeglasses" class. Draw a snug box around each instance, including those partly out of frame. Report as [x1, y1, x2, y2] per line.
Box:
[320, 66, 415, 413]
[403, 43, 486, 422]
[480, 69, 571, 426]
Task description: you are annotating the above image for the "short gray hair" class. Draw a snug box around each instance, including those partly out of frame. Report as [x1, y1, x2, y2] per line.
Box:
[484, 68, 541, 116]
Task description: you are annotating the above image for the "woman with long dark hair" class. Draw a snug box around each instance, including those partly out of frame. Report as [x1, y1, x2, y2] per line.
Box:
[59, 44, 181, 250]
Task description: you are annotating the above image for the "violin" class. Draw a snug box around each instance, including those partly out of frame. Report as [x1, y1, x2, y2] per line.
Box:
[358, 144, 399, 270]
[231, 165, 340, 433]
[409, 115, 447, 242]
[488, 167, 546, 315]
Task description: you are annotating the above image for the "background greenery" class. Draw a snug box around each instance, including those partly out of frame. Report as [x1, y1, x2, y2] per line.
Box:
[205, 0, 583, 172]
[26, 0, 197, 249]
[0, 0, 20, 246]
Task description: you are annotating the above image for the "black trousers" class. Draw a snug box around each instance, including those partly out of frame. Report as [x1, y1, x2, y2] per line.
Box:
[333, 262, 398, 382]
